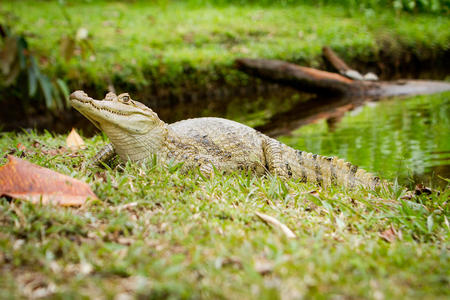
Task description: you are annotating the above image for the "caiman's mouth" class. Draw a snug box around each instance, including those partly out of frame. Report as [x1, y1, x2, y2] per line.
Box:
[70, 90, 133, 129]
[70, 91, 131, 116]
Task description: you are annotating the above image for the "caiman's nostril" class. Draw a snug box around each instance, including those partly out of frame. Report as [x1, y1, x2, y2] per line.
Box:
[69, 91, 79, 99]
[70, 90, 89, 100]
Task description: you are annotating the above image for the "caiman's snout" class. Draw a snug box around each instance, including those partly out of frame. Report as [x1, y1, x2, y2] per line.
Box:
[69, 90, 102, 129]
[70, 90, 92, 103]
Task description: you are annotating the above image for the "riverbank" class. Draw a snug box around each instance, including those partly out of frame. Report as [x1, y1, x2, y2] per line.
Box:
[0, 129, 449, 298]
[2, 1, 449, 108]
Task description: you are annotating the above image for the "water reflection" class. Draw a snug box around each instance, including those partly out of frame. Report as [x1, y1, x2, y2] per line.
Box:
[277, 92, 450, 189]
[254, 95, 362, 137]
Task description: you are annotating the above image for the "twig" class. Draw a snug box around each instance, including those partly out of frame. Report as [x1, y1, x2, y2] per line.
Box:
[322, 46, 378, 81]
[322, 46, 352, 73]
[255, 212, 296, 238]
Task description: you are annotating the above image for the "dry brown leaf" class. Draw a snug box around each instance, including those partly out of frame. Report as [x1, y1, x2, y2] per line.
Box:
[17, 272, 56, 299]
[0, 155, 97, 206]
[0, 36, 18, 74]
[32, 140, 41, 148]
[221, 256, 243, 269]
[16, 143, 26, 151]
[256, 212, 296, 238]
[66, 128, 86, 151]
[414, 184, 434, 196]
[37, 146, 68, 157]
[379, 225, 402, 243]
[60, 35, 76, 61]
[254, 257, 273, 275]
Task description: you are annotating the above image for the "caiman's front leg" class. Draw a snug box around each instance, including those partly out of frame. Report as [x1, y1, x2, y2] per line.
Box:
[81, 143, 116, 170]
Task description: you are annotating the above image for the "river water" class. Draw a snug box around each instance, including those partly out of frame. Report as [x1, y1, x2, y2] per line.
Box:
[275, 92, 450, 190]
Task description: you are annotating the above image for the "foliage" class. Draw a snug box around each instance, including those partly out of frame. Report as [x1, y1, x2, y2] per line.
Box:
[389, 0, 450, 12]
[188, 0, 449, 13]
[0, 25, 69, 110]
[3, 0, 448, 97]
[58, 0, 95, 62]
[0, 129, 448, 298]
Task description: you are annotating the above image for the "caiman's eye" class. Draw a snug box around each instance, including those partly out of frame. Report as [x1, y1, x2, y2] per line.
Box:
[121, 95, 130, 102]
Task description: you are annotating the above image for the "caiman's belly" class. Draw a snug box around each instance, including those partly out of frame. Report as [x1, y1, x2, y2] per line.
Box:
[166, 117, 267, 174]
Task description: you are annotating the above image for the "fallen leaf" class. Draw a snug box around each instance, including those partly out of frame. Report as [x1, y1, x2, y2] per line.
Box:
[116, 201, 139, 211]
[117, 237, 135, 245]
[255, 212, 296, 238]
[0, 155, 97, 206]
[39, 146, 67, 156]
[66, 128, 86, 151]
[444, 216, 450, 230]
[94, 171, 107, 182]
[0, 36, 18, 75]
[379, 225, 402, 243]
[414, 184, 434, 196]
[308, 189, 320, 196]
[17, 143, 26, 151]
[222, 256, 242, 269]
[254, 257, 273, 275]
[59, 35, 76, 61]
[400, 191, 414, 200]
[18, 272, 56, 299]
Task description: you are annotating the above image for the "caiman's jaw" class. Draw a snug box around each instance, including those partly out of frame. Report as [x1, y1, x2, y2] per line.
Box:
[70, 90, 168, 163]
[70, 90, 160, 134]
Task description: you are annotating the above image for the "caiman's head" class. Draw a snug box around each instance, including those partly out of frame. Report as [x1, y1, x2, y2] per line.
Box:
[70, 90, 167, 162]
[70, 90, 163, 134]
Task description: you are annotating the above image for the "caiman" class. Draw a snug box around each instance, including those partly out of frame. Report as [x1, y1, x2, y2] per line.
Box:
[70, 90, 382, 189]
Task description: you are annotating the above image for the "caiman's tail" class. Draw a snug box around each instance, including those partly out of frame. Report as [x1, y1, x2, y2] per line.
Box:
[294, 150, 381, 190]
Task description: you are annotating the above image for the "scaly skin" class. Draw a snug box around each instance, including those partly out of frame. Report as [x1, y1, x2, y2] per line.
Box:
[70, 90, 381, 189]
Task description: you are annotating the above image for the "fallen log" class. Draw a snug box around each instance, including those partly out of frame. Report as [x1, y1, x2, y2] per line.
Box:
[235, 58, 361, 96]
[235, 58, 450, 98]
[322, 46, 377, 81]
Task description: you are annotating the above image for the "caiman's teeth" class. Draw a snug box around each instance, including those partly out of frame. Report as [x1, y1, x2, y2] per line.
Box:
[73, 97, 129, 116]
[85, 101, 128, 116]
[72, 94, 131, 116]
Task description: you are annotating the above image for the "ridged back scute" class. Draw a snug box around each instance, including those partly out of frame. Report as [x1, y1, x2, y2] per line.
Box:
[295, 150, 380, 189]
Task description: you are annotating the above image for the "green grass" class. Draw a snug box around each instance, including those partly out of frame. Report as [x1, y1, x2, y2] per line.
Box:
[2, 0, 449, 92]
[0, 130, 449, 298]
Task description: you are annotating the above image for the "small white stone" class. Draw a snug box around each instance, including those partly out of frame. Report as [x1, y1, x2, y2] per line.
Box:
[76, 27, 89, 40]
[342, 69, 365, 81]
[364, 72, 379, 81]
[80, 262, 93, 275]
